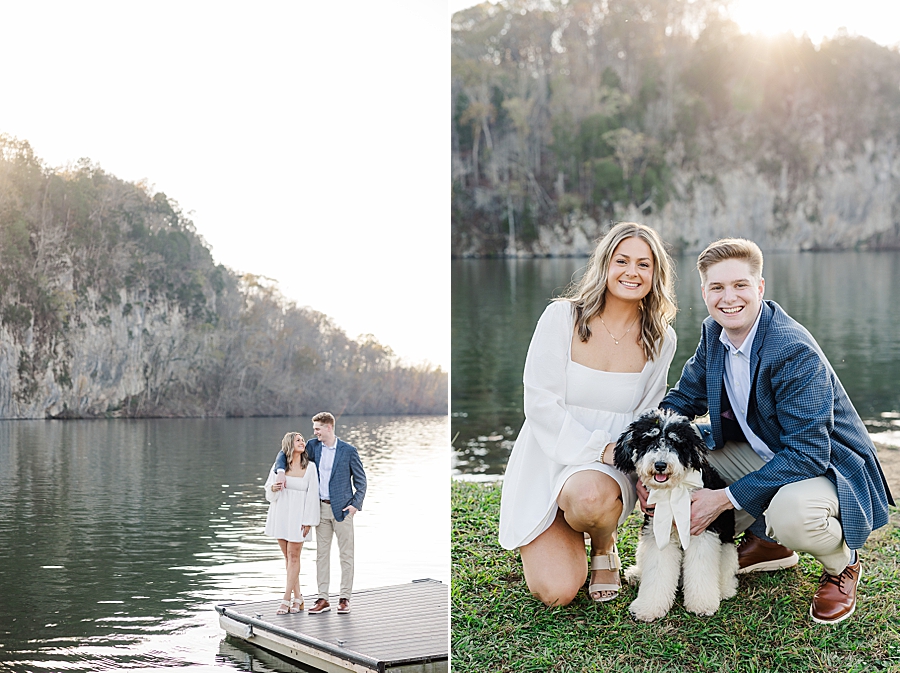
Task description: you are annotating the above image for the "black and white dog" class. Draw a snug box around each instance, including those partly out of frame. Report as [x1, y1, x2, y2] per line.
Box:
[614, 409, 738, 622]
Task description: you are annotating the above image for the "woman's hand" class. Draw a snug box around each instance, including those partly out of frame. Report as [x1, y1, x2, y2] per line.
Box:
[271, 482, 283, 492]
[302, 525, 311, 537]
[636, 479, 654, 516]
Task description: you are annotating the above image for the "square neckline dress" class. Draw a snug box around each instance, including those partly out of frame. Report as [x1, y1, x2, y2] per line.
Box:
[264, 462, 321, 543]
[498, 300, 677, 550]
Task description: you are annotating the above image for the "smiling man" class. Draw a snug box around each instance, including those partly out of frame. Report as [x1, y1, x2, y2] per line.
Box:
[305, 412, 367, 615]
[657, 238, 893, 625]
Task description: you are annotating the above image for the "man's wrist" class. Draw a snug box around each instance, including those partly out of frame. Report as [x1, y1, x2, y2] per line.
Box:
[723, 486, 741, 510]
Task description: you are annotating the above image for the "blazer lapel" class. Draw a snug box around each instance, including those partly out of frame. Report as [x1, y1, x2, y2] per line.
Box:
[749, 302, 772, 390]
[329, 440, 344, 491]
[707, 322, 726, 447]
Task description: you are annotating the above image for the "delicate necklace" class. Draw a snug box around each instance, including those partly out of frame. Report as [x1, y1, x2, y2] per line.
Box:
[598, 313, 639, 345]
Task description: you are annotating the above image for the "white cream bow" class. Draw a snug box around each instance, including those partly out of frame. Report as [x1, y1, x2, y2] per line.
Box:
[647, 469, 704, 550]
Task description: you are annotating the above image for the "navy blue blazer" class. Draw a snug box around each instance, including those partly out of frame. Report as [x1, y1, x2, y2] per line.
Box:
[661, 300, 893, 550]
[306, 437, 367, 522]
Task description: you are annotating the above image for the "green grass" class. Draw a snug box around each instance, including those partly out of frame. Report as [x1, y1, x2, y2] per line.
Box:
[451, 480, 900, 673]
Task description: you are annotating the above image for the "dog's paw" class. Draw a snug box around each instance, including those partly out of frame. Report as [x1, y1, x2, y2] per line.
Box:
[628, 597, 668, 622]
[685, 606, 719, 617]
[684, 597, 720, 617]
[624, 565, 641, 586]
[720, 574, 738, 600]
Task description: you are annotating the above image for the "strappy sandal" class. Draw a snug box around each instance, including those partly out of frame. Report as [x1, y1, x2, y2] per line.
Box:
[276, 599, 291, 615]
[589, 545, 622, 603]
[290, 597, 304, 613]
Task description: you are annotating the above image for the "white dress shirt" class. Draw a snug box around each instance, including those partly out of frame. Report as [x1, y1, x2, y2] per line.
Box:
[720, 307, 774, 509]
[318, 440, 337, 500]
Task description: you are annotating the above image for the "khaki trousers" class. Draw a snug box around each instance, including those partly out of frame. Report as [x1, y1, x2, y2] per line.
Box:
[316, 501, 355, 600]
[706, 441, 852, 575]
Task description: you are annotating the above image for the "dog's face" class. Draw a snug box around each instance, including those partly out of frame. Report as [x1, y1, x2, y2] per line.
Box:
[614, 409, 707, 491]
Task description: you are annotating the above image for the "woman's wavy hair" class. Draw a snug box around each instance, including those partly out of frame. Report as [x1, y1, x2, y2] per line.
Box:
[559, 221, 677, 360]
[281, 431, 309, 469]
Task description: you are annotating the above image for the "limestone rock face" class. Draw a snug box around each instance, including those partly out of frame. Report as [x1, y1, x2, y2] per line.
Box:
[454, 138, 900, 257]
[0, 291, 202, 419]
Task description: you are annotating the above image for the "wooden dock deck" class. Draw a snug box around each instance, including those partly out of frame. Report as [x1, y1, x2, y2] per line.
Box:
[216, 579, 448, 673]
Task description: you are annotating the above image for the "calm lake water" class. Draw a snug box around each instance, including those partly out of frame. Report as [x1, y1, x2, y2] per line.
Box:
[452, 252, 900, 475]
[0, 415, 449, 671]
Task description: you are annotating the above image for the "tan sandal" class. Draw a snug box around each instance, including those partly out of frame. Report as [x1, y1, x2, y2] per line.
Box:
[589, 545, 622, 603]
[290, 597, 304, 613]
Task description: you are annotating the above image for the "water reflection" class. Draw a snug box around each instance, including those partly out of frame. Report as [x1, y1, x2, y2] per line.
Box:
[219, 636, 315, 672]
[452, 252, 900, 475]
[0, 415, 448, 671]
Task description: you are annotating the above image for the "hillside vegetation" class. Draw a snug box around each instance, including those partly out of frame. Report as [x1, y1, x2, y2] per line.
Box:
[452, 0, 900, 255]
[0, 135, 446, 418]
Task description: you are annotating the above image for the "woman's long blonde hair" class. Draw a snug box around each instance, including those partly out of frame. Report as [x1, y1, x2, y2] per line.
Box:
[281, 431, 309, 469]
[560, 221, 677, 360]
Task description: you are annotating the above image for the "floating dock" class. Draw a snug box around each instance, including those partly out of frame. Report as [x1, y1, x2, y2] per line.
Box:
[216, 579, 448, 673]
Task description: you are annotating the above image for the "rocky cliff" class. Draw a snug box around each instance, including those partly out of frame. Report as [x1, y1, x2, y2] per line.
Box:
[0, 137, 446, 419]
[451, 0, 900, 257]
[483, 134, 900, 257]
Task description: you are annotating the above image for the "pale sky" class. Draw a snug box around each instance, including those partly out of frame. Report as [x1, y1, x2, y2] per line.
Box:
[0, 1, 448, 369]
[449, 0, 900, 49]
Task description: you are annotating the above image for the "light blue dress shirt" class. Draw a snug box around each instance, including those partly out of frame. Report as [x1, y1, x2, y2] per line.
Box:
[318, 441, 337, 500]
[720, 307, 774, 510]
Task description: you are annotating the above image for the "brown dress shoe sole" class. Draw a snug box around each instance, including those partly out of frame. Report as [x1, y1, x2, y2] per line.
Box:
[810, 600, 856, 625]
[737, 551, 800, 574]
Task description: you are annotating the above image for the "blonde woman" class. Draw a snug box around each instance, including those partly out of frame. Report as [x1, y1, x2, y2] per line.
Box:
[265, 432, 320, 614]
[499, 222, 678, 606]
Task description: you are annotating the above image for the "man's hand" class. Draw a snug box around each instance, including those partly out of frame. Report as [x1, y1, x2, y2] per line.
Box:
[690, 488, 733, 536]
[302, 525, 311, 537]
[636, 480, 654, 516]
[343, 505, 358, 516]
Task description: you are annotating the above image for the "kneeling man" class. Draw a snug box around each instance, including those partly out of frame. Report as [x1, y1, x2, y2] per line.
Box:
[657, 238, 893, 624]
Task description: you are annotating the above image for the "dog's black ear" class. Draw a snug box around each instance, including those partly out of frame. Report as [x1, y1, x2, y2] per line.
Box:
[613, 428, 635, 472]
[687, 423, 710, 471]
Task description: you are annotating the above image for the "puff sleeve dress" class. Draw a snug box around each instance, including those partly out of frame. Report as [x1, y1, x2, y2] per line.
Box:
[498, 300, 676, 550]
[264, 461, 321, 543]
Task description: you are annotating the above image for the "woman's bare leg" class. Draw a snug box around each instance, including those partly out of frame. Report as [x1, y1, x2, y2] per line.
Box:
[286, 541, 303, 603]
[557, 471, 623, 600]
[520, 509, 587, 606]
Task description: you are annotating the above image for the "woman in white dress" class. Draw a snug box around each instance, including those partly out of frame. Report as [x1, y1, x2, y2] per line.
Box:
[499, 222, 677, 606]
[265, 431, 321, 614]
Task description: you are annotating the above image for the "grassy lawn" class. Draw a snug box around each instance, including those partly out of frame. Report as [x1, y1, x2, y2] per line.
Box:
[451, 480, 900, 673]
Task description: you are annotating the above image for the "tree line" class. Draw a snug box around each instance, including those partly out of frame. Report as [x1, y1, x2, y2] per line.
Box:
[452, 0, 900, 254]
[0, 135, 446, 418]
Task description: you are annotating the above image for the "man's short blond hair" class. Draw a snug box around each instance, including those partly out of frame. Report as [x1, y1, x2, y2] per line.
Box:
[312, 411, 335, 426]
[697, 238, 764, 284]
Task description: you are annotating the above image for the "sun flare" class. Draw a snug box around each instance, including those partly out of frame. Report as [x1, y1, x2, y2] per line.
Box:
[729, 0, 899, 46]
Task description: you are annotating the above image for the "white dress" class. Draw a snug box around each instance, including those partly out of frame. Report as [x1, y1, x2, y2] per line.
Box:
[498, 300, 677, 550]
[264, 462, 321, 543]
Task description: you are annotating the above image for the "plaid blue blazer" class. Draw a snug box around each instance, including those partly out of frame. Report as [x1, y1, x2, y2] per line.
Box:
[661, 300, 893, 549]
[307, 437, 367, 522]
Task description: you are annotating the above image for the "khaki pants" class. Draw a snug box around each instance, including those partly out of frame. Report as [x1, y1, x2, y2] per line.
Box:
[706, 441, 852, 575]
[316, 501, 355, 600]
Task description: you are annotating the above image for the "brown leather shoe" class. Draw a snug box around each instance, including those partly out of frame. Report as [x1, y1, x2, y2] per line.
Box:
[737, 531, 799, 574]
[308, 599, 331, 614]
[810, 555, 861, 625]
[338, 598, 350, 614]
